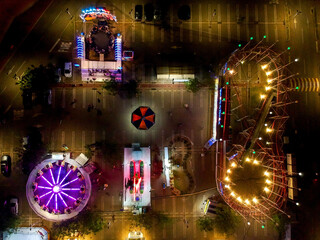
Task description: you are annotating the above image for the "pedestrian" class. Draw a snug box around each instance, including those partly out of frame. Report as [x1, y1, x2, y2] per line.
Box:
[112, 214, 115, 222]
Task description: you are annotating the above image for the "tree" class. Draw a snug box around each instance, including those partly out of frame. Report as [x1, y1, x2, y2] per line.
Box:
[197, 216, 214, 232]
[52, 209, 106, 239]
[17, 127, 47, 175]
[271, 214, 290, 240]
[130, 211, 171, 231]
[119, 80, 139, 98]
[213, 205, 241, 236]
[16, 64, 56, 92]
[102, 79, 118, 96]
[185, 78, 202, 93]
[0, 206, 21, 232]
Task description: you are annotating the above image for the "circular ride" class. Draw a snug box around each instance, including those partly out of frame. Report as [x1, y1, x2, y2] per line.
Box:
[216, 38, 295, 223]
[26, 154, 91, 221]
[87, 24, 115, 55]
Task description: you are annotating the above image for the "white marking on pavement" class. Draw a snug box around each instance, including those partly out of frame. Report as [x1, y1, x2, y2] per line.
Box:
[92, 89, 96, 106]
[199, 4, 202, 42]
[62, 88, 66, 108]
[72, 131, 75, 150]
[171, 91, 174, 108]
[15, 61, 26, 74]
[82, 88, 86, 108]
[7, 65, 15, 75]
[180, 22, 183, 42]
[208, 4, 212, 42]
[142, 23, 145, 42]
[200, 91, 204, 108]
[0, 86, 7, 96]
[49, 38, 60, 53]
[103, 90, 106, 109]
[72, 88, 76, 109]
[151, 25, 154, 42]
[82, 131, 85, 152]
[264, 5, 269, 41]
[255, 4, 259, 40]
[189, 4, 193, 42]
[161, 90, 164, 108]
[51, 11, 62, 25]
[161, 28, 164, 42]
[236, 4, 240, 41]
[227, 4, 231, 42]
[218, 4, 221, 42]
[170, 5, 174, 42]
[61, 131, 65, 146]
[274, 5, 278, 41]
[52, 89, 55, 108]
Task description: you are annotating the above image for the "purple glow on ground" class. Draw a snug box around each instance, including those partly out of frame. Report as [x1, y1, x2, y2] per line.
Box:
[33, 162, 85, 213]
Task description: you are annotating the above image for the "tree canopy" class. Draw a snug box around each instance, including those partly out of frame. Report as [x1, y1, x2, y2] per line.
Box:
[102, 79, 139, 98]
[184, 78, 202, 93]
[52, 209, 106, 239]
[17, 127, 47, 175]
[213, 205, 241, 236]
[130, 211, 171, 231]
[0, 204, 21, 232]
[16, 64, 57, 92]
[271, 213, 290, 240]
[197, 216, 214, 232]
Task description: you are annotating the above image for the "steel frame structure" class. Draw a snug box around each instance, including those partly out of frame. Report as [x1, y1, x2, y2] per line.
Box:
[215, 38, 294, 223]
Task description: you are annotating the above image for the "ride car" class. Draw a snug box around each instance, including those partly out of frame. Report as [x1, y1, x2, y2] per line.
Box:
[10, 198, 18, 215]
[135, 5, 142, 21]
[1, 155, 11, 176]
[144, 3, 154, 21]
[64, 62, 72, 78]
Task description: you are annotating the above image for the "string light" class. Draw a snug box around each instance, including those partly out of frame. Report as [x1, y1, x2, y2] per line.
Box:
[261, 64, 268, 70]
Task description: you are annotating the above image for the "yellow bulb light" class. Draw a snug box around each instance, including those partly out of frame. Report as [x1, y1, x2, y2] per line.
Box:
[231, 192, 235, 197]
[264, 171, 270, 177]
[253, 160, 259, 165]
[245, 158, 251, 162]
[265, 86, 271, 91]
[260, 94, 266, 99]
[266, 71, 272, 76]
[237, 197, 242, 202]
[261, 64, 268, 70]
[252, 197, 258, 203]
[264, 187, 270, 193]
[231, 162, 237, 168]
[225, 177, 230, 182]
[227, 169, 231, 173]
[266, 179, 272, 184]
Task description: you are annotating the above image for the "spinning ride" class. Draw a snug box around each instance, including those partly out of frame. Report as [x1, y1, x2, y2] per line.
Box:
[26, 155, 91, 221]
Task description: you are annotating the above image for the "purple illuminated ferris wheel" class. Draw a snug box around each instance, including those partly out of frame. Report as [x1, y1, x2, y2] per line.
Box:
[26, 154, 91, 221]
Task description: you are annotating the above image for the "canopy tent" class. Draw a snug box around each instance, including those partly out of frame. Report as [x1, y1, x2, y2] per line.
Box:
[131, 107, 155, 130]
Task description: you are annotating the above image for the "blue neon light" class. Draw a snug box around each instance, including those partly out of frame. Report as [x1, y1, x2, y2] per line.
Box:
[228, 153, 238, 161]
[76, 36, 84, 58]
[115, 35, 122, 61]
[218, 88, 222, 125]
[219, 182, 224, 195]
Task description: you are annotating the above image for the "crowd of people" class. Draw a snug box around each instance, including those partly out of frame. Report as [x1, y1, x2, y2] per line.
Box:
[87, 23, 115, 55]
